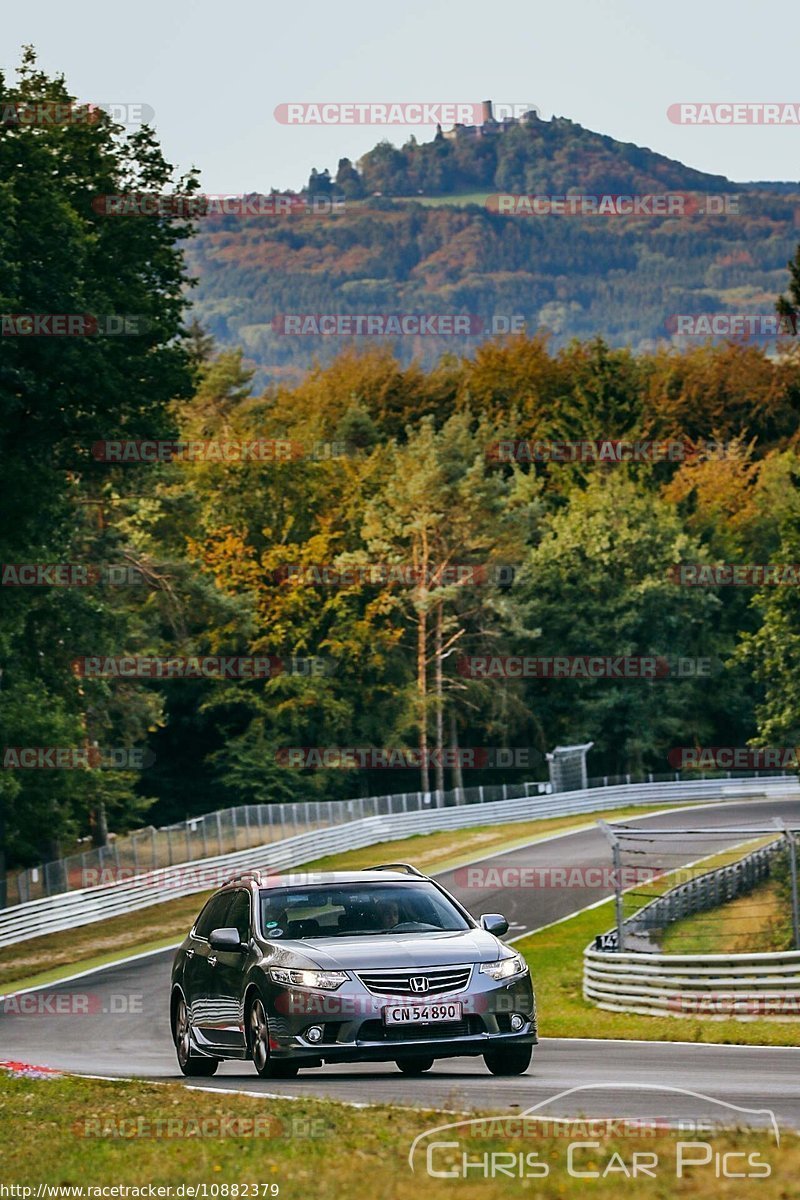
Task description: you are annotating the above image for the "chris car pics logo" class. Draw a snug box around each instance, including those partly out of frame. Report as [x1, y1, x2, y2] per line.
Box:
[408, 1086, 779, 1181]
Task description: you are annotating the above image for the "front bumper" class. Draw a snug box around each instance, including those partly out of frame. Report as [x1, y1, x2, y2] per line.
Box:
[263, 970, 537, 1063]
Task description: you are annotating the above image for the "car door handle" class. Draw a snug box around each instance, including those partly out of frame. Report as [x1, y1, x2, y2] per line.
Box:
[208, 956, 217, 967]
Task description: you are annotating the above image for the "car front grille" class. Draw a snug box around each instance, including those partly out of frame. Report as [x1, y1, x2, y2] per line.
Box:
[356, 965, 472, 996]
[358, 1016, 483, 1042]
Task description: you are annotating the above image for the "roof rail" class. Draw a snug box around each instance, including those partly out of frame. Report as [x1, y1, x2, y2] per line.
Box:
[222, 870, 265, 887]
[364, 863, 426, 878]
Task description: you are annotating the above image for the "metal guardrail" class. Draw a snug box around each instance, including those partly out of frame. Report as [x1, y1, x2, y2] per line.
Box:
[4, 781, 547, 906]
[583, 946, 800, 1019]
[1, 773, 795, 949]
[6, 767, 791, 906]
[585, 829, 800, 1018]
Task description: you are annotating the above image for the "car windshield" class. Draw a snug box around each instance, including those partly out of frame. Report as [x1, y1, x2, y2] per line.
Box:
[259, 882, 471, 939]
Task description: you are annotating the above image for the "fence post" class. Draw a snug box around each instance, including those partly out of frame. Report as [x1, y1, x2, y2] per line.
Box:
[216, 810, 223, 856]
[598, 821, 625, 952]
[776, 820, 800, 951]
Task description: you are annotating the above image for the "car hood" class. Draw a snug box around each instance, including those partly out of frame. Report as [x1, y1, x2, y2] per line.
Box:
[262, 928, 508, 970]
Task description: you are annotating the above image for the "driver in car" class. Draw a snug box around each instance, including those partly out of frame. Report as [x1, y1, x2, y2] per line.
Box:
[378, 898, 402, 929]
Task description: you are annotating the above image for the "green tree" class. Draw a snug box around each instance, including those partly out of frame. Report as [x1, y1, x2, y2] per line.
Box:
[362, 413, 539, 792]
[0, 48, 199, 877]
[514, 474, 729, 775]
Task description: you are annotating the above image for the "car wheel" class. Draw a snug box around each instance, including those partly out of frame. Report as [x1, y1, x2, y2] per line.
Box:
[396, 1056, 435, 1075]
[484, 1045, 532, 1076]
[172, 994, 219, 1076]
[247, 995, 300, 1079]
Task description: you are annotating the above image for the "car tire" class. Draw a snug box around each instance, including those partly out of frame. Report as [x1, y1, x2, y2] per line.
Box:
[483, 1045, 532, 1076]
[247, 994, 300, 1079]
[396, 1056, 435, 1075]
[172, 993, 219, 1076]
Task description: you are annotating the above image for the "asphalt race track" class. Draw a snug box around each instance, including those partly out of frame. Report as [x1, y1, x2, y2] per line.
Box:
[2, 797, 800, 1128]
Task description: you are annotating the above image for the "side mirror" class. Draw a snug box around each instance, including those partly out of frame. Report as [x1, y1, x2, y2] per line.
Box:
[209, 926, 247, 952]
[481, 913, 509, 937]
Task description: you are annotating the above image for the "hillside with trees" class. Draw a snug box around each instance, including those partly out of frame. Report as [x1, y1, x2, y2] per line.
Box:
[184, 115, 799, 385]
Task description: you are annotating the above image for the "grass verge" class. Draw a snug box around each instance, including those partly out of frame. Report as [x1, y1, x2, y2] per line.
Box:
[0, 803, 687, 994]
[0, 1072, 794, 1198]
[660, 878, 789, 955]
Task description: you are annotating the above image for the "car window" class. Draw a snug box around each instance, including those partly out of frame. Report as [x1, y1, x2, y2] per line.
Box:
[194, 892, 233, 939]
[226, 890, 252, 941]
[259, 883, 470, 938]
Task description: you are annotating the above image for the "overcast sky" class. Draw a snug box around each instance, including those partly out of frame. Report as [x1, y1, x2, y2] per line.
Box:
[2, 0, 796, 193]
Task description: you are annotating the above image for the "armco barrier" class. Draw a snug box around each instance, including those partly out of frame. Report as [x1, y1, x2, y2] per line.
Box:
[622, 838, 783, 943]
[7, 781, 545, 905]
[583, 946, 800, 1019]
[1, 774, 796, 949]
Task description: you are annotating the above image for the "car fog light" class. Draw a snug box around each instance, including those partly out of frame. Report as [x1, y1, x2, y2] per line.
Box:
[306, 1025, 324, 1043]
[510, 1014, 525, 1032]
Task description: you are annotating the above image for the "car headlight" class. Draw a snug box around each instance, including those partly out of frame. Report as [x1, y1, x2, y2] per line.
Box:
[269, 967, 348, 990]
[479, 953, 528, 981]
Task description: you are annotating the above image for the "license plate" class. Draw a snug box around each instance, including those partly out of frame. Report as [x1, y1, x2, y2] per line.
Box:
[383, 1001, 463, 1025]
